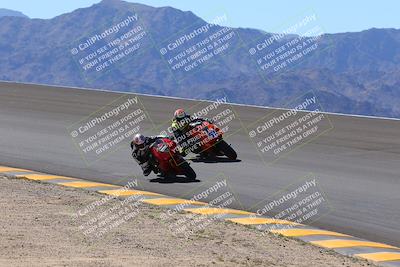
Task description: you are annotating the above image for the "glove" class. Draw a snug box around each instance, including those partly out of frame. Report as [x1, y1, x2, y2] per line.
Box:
[140, 161, 152, 176]
[176, 146, 187, 157]
[180, 149, 188, 157]
[143, 168, 151, 176]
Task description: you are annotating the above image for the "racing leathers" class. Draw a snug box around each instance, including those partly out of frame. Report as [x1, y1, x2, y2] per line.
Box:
[171, 115, 213, 156]
[130, 135, 167, 176]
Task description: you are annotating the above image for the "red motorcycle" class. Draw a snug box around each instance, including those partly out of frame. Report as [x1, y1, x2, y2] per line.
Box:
[149, 137, 196, 179]
[187, 120, 237, 160]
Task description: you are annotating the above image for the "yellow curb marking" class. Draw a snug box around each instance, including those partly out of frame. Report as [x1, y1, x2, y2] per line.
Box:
[3, 164, 400, 262]
[227, 217, 300, 225]
[355, 252, 400, 262]
[184, 207, 254, 216]
[59, 181, 119, 188]
[311, 239, 398, 249]
[0, 166, 32, 173]
[142, 198, 207, 206]
[99, 189, 163, 197]
[271, 229, 350, 237]
[16, 174, 77, 181]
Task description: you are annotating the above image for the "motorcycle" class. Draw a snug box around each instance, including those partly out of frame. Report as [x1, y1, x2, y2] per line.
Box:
[149, 137, 197, 179]
[186, 120, 237, 160]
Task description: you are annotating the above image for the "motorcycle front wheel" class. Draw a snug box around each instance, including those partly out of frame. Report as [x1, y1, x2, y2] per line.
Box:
[180, 162, 197, 180]
[215, 140, 237, 160]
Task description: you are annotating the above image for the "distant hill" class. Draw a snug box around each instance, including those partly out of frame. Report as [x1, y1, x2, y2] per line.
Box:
[0, 8, 28, 18]
[0, 0, 399, 117]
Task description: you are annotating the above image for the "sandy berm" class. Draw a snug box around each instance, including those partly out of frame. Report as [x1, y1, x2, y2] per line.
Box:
[0, 175, 374, 267]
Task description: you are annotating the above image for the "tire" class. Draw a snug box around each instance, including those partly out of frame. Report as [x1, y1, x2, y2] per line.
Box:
[216, 140, 237, 160]
[180, 162, 197, 180]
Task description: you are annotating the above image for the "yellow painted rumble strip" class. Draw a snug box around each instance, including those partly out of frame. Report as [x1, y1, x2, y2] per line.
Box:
[99, 189, 163, 197]
[355, 252, 400, 262]
[227, 217, 300, 225]
[184, 207, 254, 216]
[59, 181, 119, 188]
[271, 229, 350, 237]
[16, 174, 77, 181]
[0, 166, 32, 173]
[4, 164, 400, 263]
[142, 198, 207, 206]
[311, 239, 398, 249]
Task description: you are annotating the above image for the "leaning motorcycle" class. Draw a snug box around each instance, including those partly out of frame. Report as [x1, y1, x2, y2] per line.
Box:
[186, 120, 237, 160]
[149, 137, 197, 179]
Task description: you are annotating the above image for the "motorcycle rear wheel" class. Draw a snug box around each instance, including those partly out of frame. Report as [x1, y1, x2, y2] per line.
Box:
[215, 140, 237, 160]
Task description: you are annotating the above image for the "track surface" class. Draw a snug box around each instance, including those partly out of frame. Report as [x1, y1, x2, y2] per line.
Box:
[1, 82, 399, 246]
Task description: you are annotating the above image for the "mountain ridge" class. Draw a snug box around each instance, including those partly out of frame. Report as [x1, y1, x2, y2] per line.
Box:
[0, 8, 28, 18]
[1, 0, 399, 118]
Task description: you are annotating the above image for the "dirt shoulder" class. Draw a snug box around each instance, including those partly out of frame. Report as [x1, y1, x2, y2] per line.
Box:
[0, 175, 373, 267]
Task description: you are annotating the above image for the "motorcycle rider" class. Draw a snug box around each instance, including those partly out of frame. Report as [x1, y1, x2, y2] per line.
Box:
[171, 108, 213, 155]
[130, 133, 170, 176]
[171, 108, 213, 136]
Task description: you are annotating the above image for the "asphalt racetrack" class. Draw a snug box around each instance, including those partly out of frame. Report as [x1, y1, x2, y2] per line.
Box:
[0, 82, 399, 246]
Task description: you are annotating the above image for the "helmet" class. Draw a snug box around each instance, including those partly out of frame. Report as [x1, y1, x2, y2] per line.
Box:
[133, 133, 146, 148]
[174, 108, 187, 121]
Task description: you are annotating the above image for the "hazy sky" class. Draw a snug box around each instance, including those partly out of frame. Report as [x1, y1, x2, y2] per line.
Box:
[1, 0, 399, 34]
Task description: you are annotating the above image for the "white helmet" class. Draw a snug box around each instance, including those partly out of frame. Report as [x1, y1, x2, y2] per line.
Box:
[133, 133, 146, 146]
[174, 108, 187, 120]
